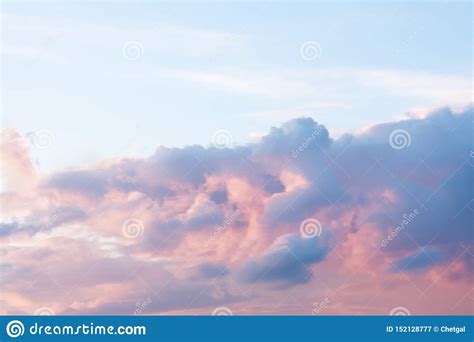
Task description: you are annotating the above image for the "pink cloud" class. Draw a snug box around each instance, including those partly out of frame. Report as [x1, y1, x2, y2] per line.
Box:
[0, 106, 472, 315]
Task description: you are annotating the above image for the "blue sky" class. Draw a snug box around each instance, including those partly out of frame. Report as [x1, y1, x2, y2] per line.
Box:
[1, 1, 472, 171]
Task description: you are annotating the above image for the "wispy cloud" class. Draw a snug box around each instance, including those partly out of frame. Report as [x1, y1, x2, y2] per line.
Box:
[2, 13, 245, 64]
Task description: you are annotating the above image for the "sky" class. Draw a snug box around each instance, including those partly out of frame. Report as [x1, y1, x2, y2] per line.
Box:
[1, 1, 472, 171]
[0, 1, 473, 316]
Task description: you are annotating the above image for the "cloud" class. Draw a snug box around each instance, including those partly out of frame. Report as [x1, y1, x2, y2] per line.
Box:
[239, 233, 330, 287]
[1, 105, 472, 314]
[192, 263, 229, 279]
[0, 206, 86, 237]
[0, 129, 37, 191]
[153, 67, 472, 107]
[45, 170, 109, 197]
[392, 247, 445, 272]
[336, 107, 473, 258]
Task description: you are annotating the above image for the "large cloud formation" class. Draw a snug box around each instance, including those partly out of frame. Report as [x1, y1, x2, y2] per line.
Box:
[0, 106, 472, 315]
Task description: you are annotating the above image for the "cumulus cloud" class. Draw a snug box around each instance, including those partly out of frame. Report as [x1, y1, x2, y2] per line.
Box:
[0, 129, 37, 191]
[0, 105, 472, 315]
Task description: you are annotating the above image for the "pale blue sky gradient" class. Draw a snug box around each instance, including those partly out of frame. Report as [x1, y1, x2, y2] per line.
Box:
[1, 1, 472, 171]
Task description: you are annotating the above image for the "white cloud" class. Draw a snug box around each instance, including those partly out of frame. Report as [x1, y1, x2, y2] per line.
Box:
[148, 66, 471, 105]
